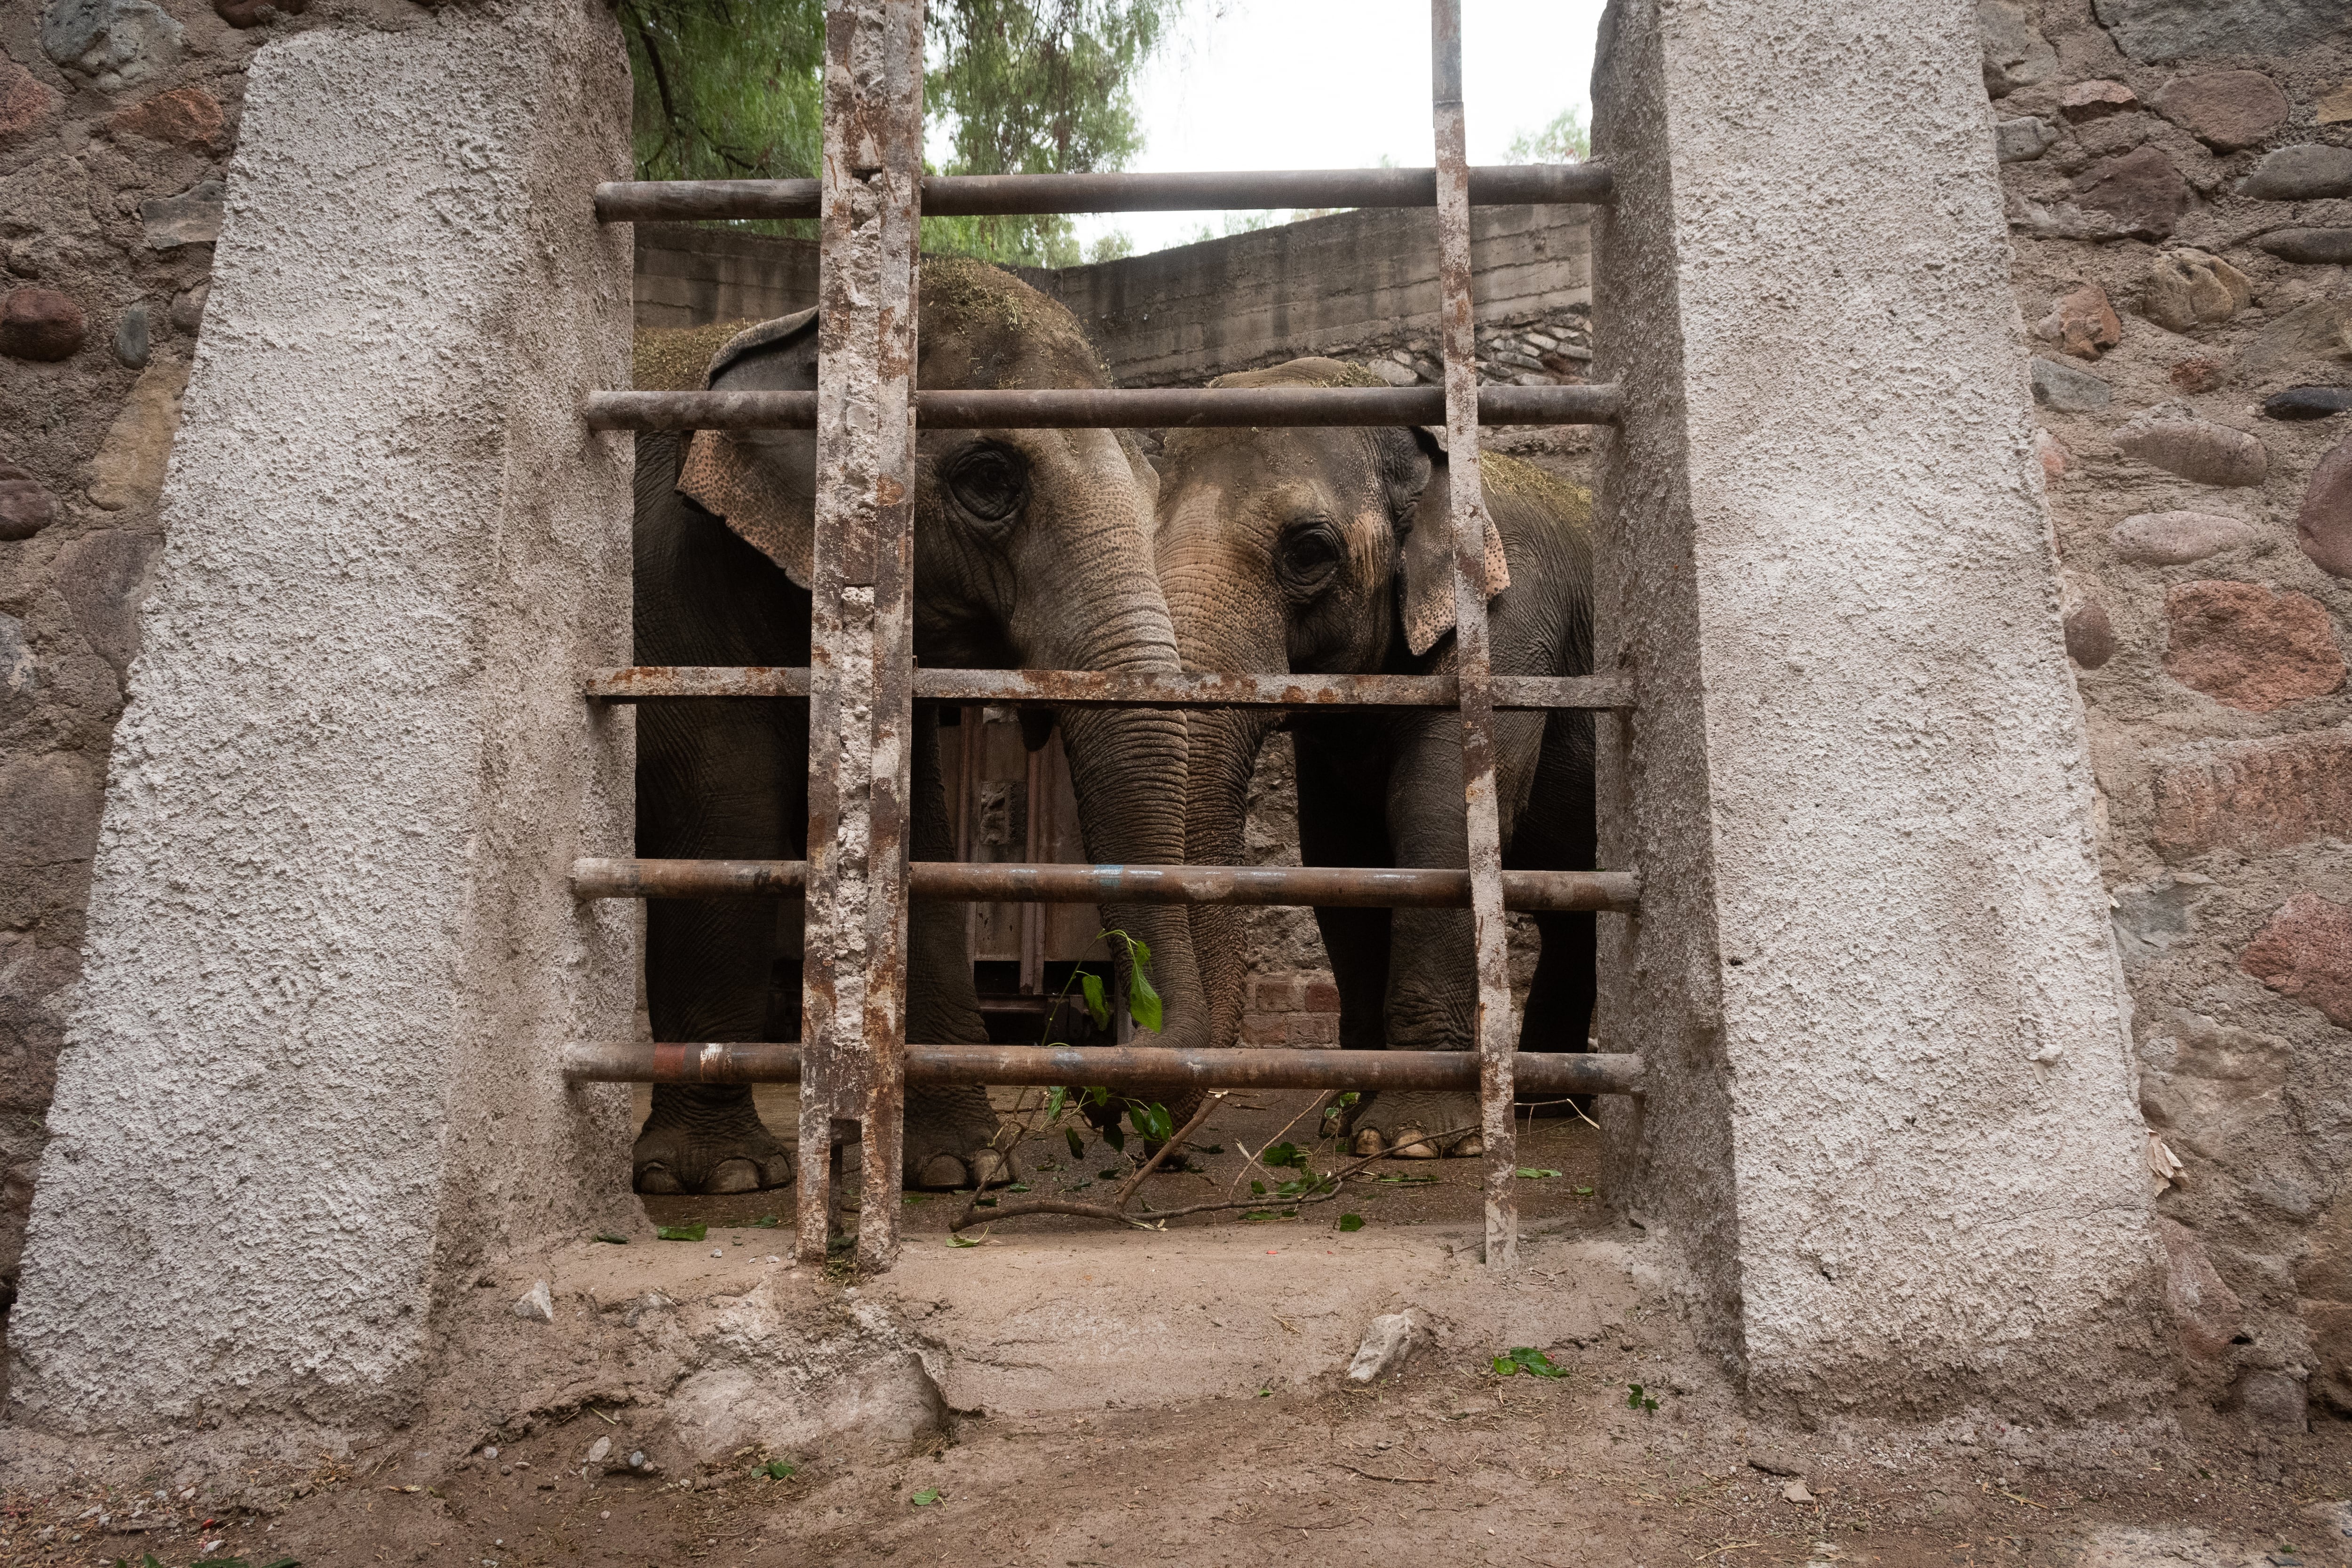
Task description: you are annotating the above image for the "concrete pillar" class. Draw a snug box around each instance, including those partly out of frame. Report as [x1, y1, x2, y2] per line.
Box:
[1591, 0, 2167, 1417]
[6, 0, 639, 1433]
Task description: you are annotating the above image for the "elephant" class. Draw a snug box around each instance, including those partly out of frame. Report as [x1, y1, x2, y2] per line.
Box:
[1154, 357, 1595, 1160]
[631, 256, 1202, 1194]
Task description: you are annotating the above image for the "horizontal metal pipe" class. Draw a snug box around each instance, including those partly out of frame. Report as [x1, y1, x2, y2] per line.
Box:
[580, 384, 1621, 433]
[592, 163, 1613, 223]
[583, 667, 1636, 711]
[562, 1041, 1645, 1096]
[571, 858, 1641, 913]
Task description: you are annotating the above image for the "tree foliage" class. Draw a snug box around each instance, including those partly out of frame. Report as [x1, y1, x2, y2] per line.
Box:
[1505, 105, 1589, 164]
[617, 0, 1182, 265]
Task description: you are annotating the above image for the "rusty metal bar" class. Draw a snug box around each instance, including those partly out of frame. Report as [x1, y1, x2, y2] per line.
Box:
[583, 384, 1621, 433]
[592, 162, 1613, 223]
[584, 667, 1635, 711]
[563, 1041, 1646, 1096]
[571, 857, 1641, 913]
[794, 0, 924, 1271]
[1432, 0, 1516, 1269]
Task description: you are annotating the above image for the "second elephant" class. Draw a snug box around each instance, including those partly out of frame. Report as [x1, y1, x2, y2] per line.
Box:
[1156, 358, 1596, 1159]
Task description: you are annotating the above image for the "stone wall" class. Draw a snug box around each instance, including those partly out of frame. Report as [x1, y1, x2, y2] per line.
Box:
[0, 0, 436, 1311]
[1984, 0, 2352, 1435]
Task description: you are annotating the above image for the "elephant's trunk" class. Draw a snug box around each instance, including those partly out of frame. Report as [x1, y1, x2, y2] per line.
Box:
[1157, 534, 1289, 1054]
[1011, 465, 1206, 1057]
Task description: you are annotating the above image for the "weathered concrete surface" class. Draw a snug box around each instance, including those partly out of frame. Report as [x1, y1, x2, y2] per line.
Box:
[1591, 0, 2164, 1419]
[5, 0, 641, 1434]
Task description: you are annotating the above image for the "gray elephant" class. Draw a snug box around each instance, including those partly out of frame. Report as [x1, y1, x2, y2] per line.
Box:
[632, 257, 1202, 1194]
[1154, 357, 1595, 1159]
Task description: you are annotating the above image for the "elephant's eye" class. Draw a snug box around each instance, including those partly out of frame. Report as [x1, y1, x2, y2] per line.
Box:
[946, 443, 1029, 529]
[1274, 517, 1345, 600]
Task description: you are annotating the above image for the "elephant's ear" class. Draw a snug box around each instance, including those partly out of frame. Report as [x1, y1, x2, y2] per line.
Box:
[1398, 452, 1511, 658]
[676, 308, 822, 588]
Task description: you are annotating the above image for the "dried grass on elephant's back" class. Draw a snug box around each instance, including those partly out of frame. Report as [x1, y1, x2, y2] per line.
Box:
[634, 320, 761, 391]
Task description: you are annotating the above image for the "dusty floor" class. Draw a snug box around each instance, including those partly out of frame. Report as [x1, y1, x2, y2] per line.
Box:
[7, 1110, 2347, 1568]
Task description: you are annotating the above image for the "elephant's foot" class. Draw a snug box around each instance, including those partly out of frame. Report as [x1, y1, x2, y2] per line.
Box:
[1345, 1089, 1486, 1160]
[634, 1086, 795, 1194]
[905, 1084, 1015, 1191]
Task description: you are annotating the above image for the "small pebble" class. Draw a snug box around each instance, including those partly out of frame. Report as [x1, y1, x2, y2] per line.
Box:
[710, 1249, 723, 1259]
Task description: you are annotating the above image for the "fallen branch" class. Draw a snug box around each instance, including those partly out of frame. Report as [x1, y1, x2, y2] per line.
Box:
[950, 1122, 1478, 1232]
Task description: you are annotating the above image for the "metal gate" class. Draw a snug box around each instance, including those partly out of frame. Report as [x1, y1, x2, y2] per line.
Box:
[565, 0, 1641, 1273]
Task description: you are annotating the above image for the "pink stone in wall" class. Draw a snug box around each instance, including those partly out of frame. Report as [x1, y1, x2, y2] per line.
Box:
[2153, 71, 2290, 151]
[106, 86, 227, 151]
[2300, 435, 2352, 580]
[0, 288, 85, 361]
[2036, 430, 2068, 480]
[2156, 1218, 2244, 1361]
[2035, 283, 2122, 360]
[0, 54, 58, 145]
[2060, 80, 2138, 122]
[2154, 733, 2352, 858]
[2242, 894, 2352, 1030]
[2163, 581, 2345, 712]
[2072, 145, 2189, 241]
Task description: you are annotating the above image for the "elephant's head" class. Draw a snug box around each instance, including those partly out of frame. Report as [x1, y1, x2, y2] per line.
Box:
[674, 257, 1204, 1051]
[1152, 358, 1508, 1051]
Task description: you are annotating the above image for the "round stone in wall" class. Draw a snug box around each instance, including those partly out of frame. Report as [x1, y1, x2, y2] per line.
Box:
[2241, 145, 2352, 202]
[0, 461, 56, 541]
[2112, 510, 2257, 565]
[2114, 417, 2267, 487]
[2241, 893, 2352, 1031]
[2151, 70, 2289, 151]
[2163, 581, 2345, 712]
[0, 287, 85, 360]
[2064, 599, 2115, 669]
[2258, 230, 2352, 267]
[2299, 434, 2352, 579]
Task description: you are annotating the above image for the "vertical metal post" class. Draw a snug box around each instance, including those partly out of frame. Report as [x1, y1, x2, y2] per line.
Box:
[1431, 0, 1517, 1267]
[798, 0, 923, 1271]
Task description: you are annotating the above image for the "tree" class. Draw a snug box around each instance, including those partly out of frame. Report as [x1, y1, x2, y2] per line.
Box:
[618, 0, 1184, 266]
[1505, 105, 1589, 164]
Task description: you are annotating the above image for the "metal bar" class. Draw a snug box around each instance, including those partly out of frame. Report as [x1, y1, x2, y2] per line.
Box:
[1433, 0, 1516, 1270]
[582, 384, 1622, 433]
[592, 163, 1614, 223]
[796, 0, 924, 1271]
[584, 667, 1635, 711]
[570, 857, 1642, 913]
[563, 1041, 1646, 1096]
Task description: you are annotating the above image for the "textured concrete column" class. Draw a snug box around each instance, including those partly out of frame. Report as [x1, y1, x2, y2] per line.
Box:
[1591, 0, 2166, 1417]
[7, 0, 639, 1433]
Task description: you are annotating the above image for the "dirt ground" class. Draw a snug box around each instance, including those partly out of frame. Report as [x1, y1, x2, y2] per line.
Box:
[7, 1107, 2349, 1568]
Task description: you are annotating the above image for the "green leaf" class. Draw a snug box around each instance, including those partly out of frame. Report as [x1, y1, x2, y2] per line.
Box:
[1574, 1185, 1596, 1196]
[1261, 1142, 1307, 1170]
[1065, 1126, 1085, 1159]
[1131, 1102, 1174, 1144]
[1375, 1172, 1439, 1186]
[949, 1235, 982, 1248]
[1337, 1091, 1359, 1107]
[911, 1486, 943, 1506]
[764, 1460, 796, 1480]
[974, 1195, 998, 1207]
[1242, 1210, 1279, 1222]
[1101, 1121, 1126, 1153]
[1083, 1085, 1111, 1107]
[1008, 1182, 1032, 1192]
[752, 1213, 782, 1227]
[1515, 1167, 1562, 1180]
[1491, 1347, 1566, 1379]
[1337, 1214, 1365, 1233]
[655, 1224, 707, 1242]
[1045, 1085, 1068, 1122]
[1128, 963, 1162, 1034]
[1079, 972, 1110, 1029]
[1250, 1180, 1266, 1196]
[593, 1232, 628, 1245]
[1257, 1386, 1274, 1397]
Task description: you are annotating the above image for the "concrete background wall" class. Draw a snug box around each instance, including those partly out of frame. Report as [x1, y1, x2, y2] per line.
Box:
[4, 0, 641, 1433]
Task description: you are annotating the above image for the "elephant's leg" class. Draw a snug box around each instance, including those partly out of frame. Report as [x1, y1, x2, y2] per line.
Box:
[636, 687, 802, 1191]
[1347, 710, 1498, 1160]
[901, 709, 1014, 1190]
[1512, 708, 1598, 1058]
[1292, 718, 1395, 1143]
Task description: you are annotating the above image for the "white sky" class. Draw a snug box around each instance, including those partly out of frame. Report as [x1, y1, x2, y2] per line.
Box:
[1075, 0, 1609, 255]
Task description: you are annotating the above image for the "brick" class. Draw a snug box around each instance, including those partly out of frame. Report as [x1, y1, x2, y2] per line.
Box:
[2155, 734, 2352, 859]
[2243, 894, 2352, 1029]
[1303, 980, 1341, 1013]
[1240, 1012, 1288, 1046]
[1249, 977, 1301, 1012]
[1287, 1013, 1339, 1046]
[2163, 581, 2345, 713]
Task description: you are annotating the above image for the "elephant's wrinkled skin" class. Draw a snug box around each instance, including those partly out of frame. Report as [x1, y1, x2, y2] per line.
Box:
[1155, 358, 1595, 1159]
[633, 258, 1203, 1195]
